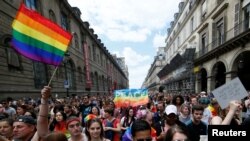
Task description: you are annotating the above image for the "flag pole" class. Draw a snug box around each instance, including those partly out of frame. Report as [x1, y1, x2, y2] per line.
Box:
[48, 66, 59, 86]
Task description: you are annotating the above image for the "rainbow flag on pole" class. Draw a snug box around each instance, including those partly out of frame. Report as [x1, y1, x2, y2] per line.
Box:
[11, 4, 72, 66]
[113, 89, 149, 108]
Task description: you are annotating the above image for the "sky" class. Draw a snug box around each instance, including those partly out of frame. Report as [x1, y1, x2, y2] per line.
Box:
[68, 0, 181, 89]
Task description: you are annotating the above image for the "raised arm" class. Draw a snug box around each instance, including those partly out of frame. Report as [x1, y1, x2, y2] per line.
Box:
[221, 100, 241, 125]
[37, 86, 51, 137]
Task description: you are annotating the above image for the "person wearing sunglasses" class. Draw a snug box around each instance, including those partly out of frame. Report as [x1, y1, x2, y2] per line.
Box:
[131, 119, 154, 141]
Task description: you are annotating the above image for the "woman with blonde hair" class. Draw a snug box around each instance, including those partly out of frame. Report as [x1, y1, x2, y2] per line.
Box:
[178, 103, 191, 125]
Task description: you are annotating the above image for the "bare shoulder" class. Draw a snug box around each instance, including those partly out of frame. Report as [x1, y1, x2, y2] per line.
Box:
[210, 116, 222, 125]
[104, 138, 111, 141]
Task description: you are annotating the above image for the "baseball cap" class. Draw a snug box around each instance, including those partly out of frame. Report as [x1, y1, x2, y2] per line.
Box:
[16, 115, 36, 125]
[165, 105, 177, 115]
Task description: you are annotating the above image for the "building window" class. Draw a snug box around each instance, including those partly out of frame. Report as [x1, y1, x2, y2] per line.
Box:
[81, 33, 86, 53]
[173, 42, 176, 54]
[216, 19, 224, 45]
[77, 67, 83, 82]
[212, 16, 226, 48]
[49, 10, 56, 23]
[97, 54, 100, 64]
[177, 36, 180, 48]
[25, 0, 37, 10]
[91, 72, 94, 87]
[103, 59, 106, 68]
[65, 60, 76, 89]
[92, 44, 96, 61]
[100, 54, 103, 66]
[95, 73, 99, 90]
[33, 62, 48, 89]
[74, 33, 79, 49]
[88, 45, 92, 60]
[83, 66, 86, 82]
[201, 33, 207, 54]
[234, 3, 240, 36]
[2, 35, 22, 72]
[190, 17, 194, 32]
[244, 4, 250, 30]
[201, 0, 207, 20]
[61, 12, 69, 31]
[217, 0, 224, 5]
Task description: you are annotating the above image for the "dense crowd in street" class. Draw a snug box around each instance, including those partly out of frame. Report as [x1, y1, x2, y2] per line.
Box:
[0, 86, 250, 141]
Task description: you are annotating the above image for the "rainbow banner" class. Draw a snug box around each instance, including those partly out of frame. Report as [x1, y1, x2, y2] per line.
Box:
[113, 89, 149, 108]
[11, 4, 72, 66]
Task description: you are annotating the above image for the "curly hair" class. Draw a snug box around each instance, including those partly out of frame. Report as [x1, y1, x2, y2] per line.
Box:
[172, 95, 185, 106]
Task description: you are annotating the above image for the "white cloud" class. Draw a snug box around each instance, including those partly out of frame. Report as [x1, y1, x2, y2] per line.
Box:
[68, 0, 181, 88]
[112, 47, 151, 88]
[107, 28, 151, 42]
[153, 32, 167, 49]
[129, 64, 151, 88]
[122, 47, 151, 67]
[68, 0, 181, 42]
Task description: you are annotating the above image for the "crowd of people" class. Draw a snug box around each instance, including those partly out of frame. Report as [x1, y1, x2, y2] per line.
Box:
[0, 86, 250, 141]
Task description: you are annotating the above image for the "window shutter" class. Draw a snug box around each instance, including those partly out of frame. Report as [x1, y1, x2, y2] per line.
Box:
[234, 3, 240, 36]
[7, 48, 20, 67]
[212, 23, 216, 48]
[205, 33, 208, 53]
[223, 16, 226, 43]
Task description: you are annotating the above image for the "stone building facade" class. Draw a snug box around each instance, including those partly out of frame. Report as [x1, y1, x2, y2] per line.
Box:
[142, 47, 166, 92]
[158, 0, 250, 94]
[0, 0, 128, 99]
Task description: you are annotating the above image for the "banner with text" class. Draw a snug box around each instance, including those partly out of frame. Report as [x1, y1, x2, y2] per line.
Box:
[113, 89, 149, 108]
[212, 77, 248, 109]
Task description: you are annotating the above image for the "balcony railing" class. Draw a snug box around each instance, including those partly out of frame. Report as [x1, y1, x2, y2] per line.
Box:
[195, 19, 250, 59]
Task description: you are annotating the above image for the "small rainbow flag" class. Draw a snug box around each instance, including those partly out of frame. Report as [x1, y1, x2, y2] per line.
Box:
[11, 4, 72, 66]
[113, 89, 149, 108]
[84, 114, 97, 123]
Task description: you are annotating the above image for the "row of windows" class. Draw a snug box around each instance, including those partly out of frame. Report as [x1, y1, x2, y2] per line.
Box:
[165, 0, 230, 62]
[1, 0, 124, 89]
[3, 38, 115, 89]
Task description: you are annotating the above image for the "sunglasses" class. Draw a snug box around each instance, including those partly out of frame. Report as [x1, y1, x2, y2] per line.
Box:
[136, 138, 152, 141]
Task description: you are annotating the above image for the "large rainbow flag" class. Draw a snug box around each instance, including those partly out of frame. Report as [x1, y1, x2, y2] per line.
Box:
[11, 4, 72, 66]
[113, 89, 149, 108]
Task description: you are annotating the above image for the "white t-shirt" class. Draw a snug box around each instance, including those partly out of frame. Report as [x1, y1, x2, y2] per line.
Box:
[201, 108, 212, 125]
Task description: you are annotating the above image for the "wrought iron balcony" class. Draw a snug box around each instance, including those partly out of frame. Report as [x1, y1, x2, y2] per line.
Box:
[194, 19, 250, 64]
